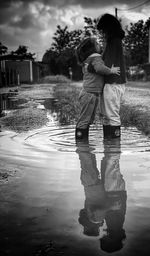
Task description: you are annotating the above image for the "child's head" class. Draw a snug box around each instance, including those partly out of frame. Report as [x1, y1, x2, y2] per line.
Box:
[76, 37, 100, 64]
[97, 13, 125, 39]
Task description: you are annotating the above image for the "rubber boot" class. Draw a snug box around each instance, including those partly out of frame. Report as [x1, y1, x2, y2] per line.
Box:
[103, 125, 111, 139]
[110, 126, 121, 138]
[75, 127, 89, 142]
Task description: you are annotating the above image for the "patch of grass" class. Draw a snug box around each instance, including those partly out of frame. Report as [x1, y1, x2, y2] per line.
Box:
[0, 108, 48, 132]
[39, 75, 71, 84]
[54, 83, 150, 136]
[54, 86, 80, 124]
[1, 81, 150, 136]
[126, 81, 150, 89]
[120, 103, 150, 136]
[17, 84, 53, 101]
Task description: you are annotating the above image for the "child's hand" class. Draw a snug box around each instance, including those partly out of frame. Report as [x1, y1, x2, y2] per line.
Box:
[111, 64, 120, 75]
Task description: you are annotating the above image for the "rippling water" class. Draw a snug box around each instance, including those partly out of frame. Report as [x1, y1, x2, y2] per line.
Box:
[25, 125, 150, 154]
[0, 123, 150, 255]
[1, 124, 150, 155]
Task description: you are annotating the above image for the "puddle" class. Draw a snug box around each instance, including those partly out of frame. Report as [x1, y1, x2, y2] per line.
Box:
[0, 91, 58, 118]
[0, 92, 28, 116]
[0, 93, 150, 256]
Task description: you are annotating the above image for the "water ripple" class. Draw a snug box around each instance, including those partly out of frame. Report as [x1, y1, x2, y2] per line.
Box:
[1, 125, 150, 156]
[21, 125, 150, 154]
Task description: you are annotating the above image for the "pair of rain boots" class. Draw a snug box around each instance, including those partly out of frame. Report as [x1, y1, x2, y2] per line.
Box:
[103, 125, 121, 139]
[75, 125, 121, 141]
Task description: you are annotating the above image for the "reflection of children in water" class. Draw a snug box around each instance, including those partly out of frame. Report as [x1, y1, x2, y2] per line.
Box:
[76, 138, 127, 252]
[100, 139, 127, 252]
[77, 142, 106, 236]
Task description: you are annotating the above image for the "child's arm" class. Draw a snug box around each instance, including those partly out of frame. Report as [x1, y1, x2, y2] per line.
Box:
[89, 56, 120, 76]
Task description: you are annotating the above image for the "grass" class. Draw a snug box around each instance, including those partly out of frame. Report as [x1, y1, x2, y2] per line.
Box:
[54, 86, 80, 124]
[38, 75, 71, 84]
[0, 76, 150, 136]
[0, 107, 48, 132]
[120, 84, 150, 136]
[120, 104, 150, 136]
[53, 81, 150, 137]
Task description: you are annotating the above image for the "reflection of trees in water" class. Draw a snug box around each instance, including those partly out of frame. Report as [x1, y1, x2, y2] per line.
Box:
[76, 138, 127, 252]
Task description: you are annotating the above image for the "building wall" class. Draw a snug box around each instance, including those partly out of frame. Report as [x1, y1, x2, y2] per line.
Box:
[5, 60, 32, 83]
[0, 58, 50, 87]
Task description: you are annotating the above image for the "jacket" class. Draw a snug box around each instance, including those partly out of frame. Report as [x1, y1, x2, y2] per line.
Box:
[83, 53, 112, 94]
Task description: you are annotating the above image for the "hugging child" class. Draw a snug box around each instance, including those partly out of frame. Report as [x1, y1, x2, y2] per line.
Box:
[75, 37, 120, 141]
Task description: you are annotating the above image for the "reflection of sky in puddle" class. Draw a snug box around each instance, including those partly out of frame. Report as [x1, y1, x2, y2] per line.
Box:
[1, 125, 150, 161]
[17, 125, 150, 154]
[1, 127, 150, 255]
[1, 97, 150, 255]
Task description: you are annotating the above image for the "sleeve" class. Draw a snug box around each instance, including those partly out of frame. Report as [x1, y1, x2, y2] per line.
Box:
[92, 56, 112, 75]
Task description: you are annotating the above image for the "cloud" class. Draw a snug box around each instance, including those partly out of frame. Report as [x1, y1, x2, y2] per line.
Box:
[122, 12, 148, 24]
[0, 0, 150, 60]
[0, 1, 86, 59]
[1, 0, 150, 10]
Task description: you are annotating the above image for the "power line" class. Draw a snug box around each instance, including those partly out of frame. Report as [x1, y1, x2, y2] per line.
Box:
[117, 0, 150, 11]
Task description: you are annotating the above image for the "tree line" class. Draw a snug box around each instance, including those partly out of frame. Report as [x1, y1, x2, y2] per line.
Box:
[1, 16, 150, 81]
[42, 17, 150, 80]
[0, 43, 35, 60]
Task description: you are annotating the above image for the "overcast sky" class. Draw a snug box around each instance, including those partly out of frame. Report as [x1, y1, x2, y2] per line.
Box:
[0, 0, 150, 60]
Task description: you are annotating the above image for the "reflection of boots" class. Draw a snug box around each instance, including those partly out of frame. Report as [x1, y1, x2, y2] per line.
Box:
[75, 127, 89, 141]
[103, 125, 111, 139]
[110, 126, 121, 138]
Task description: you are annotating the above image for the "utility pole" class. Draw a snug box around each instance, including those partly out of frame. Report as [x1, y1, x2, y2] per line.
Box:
[115, 7, 118, 18]
[149, 24, 150, 63]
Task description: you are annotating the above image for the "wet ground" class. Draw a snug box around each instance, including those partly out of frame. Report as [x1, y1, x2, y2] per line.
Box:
[0, 90, 150, 256]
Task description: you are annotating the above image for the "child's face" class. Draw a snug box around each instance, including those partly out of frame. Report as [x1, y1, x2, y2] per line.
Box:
[95, 41, 101, 53]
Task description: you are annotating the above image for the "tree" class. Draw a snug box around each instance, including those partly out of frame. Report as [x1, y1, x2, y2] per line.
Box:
[14, 45, 28, 55]
[51, 25, 83, 53]
[42, 17, 104, 80]
[83, 17, 104, 53]
[0, 42, 8, 55]
[11, 45, 36, 60]
[42, 49, 59, 75]
[124, 19, 149, 66]
[43, 25, 83, 79]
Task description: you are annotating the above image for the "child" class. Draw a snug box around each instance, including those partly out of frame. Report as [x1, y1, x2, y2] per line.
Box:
[96, 13, 126, 139]
[75, 37, 120, 141]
